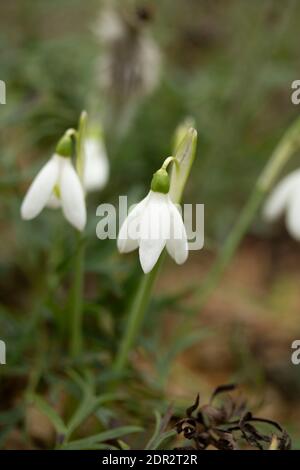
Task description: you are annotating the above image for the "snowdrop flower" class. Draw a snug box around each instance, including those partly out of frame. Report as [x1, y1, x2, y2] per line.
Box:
[82, 127, 109, 192]
[21, 132, 86, 231]
[263, 169, 300, 240]
[118, 168, 188, 274]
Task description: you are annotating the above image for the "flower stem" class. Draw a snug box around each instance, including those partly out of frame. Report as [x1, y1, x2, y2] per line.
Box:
[70, 232, 85, 358]
[198, 116, 300, 308]
[162, 156, 179, 171]
[113, 254, 164, 375]
[113, 127, 197, 375]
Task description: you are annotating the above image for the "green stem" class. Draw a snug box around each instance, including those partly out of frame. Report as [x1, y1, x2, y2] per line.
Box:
[113, 127, 197, 375]
[113, 254, 164, 375]
[198, 116, 300, 308]
[162, 156, 179, 171]
[70, 232, 85, 358]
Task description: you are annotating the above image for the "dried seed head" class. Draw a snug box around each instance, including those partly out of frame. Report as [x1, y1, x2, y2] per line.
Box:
[175, 385, 292, 451]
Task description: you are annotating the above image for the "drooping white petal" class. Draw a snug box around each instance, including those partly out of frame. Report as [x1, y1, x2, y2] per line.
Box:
[263, 170, 300, 221]
[59, 158, 86, 231]
[21, 155, 60, 220]
[139, 192, 170, 274]
[166, 199, 188, 265]
[83, 138, 109, 192]
[117, 193, 150, 253]
[286, 187, 300, 240]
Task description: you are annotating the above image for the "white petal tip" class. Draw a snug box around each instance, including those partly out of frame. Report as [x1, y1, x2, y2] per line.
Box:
[286, 213, 300, 241]
[73, 216, 87, 232]
[117, 237, 126, 253]
[140, 262, 152, 274]
[20, 202, 37, 220]
[262, 202, 277, 222]
[287, 228, 300, 241]
[20, 212, 32, 221]
[66, 209, 87, 232]
[175, 251, 189, 265]
[117, 236, 139, 254]
[139, 249, 160, 274]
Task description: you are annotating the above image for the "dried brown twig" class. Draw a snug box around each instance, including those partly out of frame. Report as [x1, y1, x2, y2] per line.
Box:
[175, 385, 291, 450]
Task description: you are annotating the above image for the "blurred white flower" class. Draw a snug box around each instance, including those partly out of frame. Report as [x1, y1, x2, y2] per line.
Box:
[94, 6, 161, 104]
[137, 34, 161, 96]
[21, 153, 86, 231]
[263, 169, 300, 240]
[92, 7, 124, 43]
[83, 136, 109, 192]
[118, 170, 188, 274]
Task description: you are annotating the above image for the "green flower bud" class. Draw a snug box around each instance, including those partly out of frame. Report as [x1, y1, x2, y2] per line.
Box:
[56, 132, 73, 157]
[150, 169, 170, 194]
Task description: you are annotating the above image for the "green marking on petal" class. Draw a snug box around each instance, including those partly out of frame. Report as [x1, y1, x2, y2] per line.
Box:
[53, 185, 61, 199]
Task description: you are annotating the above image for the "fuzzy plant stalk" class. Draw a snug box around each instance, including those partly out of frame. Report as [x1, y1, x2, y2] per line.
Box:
[197, 115, 300, 308]
[113, 125, 198, 375]
[70, 111, 87, 358]
[70, 232, 86, 358]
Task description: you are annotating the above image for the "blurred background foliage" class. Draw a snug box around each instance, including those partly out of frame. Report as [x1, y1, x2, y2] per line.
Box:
[1, 0, 300, 449]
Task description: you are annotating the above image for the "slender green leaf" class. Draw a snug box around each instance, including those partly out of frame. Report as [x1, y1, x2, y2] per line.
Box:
[150, 430, 177, 450]
[118, 440, 131, 450]
[61, 426, 143, 450]
[145, 411, 161, 450]
[32, 395, 67, 435]
[66, 392, 119, 439]
[62, 442, 119, 450]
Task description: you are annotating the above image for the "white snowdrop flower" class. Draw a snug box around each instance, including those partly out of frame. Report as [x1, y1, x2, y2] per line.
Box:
[83, 131, 109, 192]
[118, 169, 188, 274]
[21, 132, 86, 231]
[263, 169, 300, 240]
